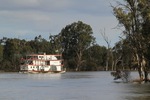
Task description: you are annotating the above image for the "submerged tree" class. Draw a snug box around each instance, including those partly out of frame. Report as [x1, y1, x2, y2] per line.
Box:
[112, 0, 150, 82]
[112, 39, 133, 70]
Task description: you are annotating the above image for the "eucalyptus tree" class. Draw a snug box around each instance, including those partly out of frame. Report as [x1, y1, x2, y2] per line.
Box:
[101, 29, 112, 71]
[28, 35, 52, 54]
[1, 38, 25, 71]
[0, 43, 3, 71]
[113, 39, 133, 70]
[0, 44, 3, 62]
[49, 34, 63, 54]
[112, 0, 150, 81]
[83, 44, 107, 71]
[59, 21, 95, 71]
[34, 35, 47, 53]
[0, 37, 5, 62]
[0, 37, 41, 71]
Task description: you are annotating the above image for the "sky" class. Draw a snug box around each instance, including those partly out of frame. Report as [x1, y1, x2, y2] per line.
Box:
[0, 0, 123, 47]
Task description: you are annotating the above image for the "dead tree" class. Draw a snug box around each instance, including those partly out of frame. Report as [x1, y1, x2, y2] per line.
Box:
[101, 29, 112, 71]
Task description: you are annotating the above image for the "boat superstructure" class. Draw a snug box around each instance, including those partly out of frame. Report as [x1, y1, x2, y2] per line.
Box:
[20, 53, 65, 73]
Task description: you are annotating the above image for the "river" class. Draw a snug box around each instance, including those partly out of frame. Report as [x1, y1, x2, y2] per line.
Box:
[0, 71, 150, 100]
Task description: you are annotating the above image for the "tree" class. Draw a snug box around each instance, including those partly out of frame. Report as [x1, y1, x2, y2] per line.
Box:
[0, 36, 52, 71]
[59, 21, 95, 71]
[112, 0, 150, 82]
[101, 29, 112, 71]
[0, 44, 3, 62]
[49, 34, 63, 54]
[112, 39, 133, 70]
[1, 38, 24, 71]
[27, 35, 52, 54]
[83, 44, 107, 71]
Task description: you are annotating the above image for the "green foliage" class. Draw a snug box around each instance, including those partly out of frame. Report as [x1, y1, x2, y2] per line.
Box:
[112, 0, 150, 79]
[83, 44, 107, 71]
[0, 21, 108, 72]
[59, 21, 95, 71]
[0, 44, 3, 62]
[0, 35, 53, 72]
[112, 40, 133, 70]
[49, 34, 63, 54]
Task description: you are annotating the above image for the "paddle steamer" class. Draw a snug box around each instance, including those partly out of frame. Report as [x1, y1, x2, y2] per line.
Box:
[20, 53, 65, 73]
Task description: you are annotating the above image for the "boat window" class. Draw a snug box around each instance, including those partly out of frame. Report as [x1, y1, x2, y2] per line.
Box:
[27, 56, 32, 59]
[29, 61, 33, 64]
[50, 65, 57, 71]
[46, 61, 50, 65]
[56, 56, 61, 60]
[20, 61, 26, 65]
[34, 56, 38, 59]
[39, 56, 44, 59]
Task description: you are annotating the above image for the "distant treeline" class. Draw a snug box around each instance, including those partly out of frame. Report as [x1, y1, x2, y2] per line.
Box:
[0, 21, 108, 72]
[1, 20, 149, 72]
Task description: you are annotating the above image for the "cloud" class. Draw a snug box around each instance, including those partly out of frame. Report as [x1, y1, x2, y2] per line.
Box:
[0, 0, 71, 12]
[0, 0, 39, 10]
[0, 0, 121, 47]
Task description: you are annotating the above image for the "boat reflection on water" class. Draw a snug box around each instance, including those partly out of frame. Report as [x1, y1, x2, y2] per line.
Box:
[27, 73, 62, 80]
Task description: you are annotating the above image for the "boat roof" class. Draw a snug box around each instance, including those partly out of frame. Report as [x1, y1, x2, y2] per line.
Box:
[26, 54, 62, 56]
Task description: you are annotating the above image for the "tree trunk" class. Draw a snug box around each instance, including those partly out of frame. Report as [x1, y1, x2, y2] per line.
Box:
[106, 61, 108, 71]
[144, 70, 148, 82]
[135, 53, 144, 80]
[138, 67, 144, 80]
[111, 61, 114, 71]
[142, 56, 149, 82]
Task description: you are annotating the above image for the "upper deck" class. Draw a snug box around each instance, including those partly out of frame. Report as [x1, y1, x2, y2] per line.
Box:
[20, 53, 63, 66]
[25, 53, 62, 61]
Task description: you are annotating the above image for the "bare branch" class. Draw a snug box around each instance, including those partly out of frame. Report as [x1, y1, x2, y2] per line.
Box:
[100, 29, 111, 48]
